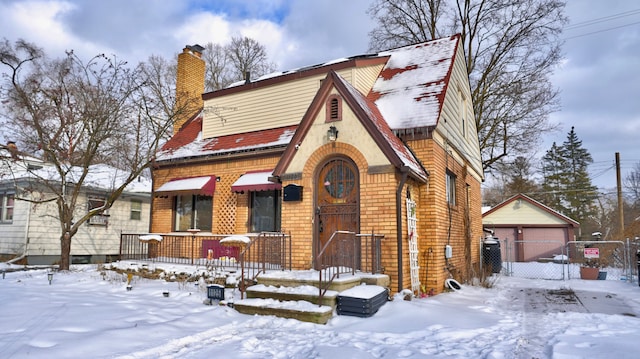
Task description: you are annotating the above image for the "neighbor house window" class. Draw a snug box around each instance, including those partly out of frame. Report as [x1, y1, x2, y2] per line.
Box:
[88, 196, 109, 226]
[130, 199, 142, 220]
[0, 192, 15, 223]
[174, 194, 212, 231]
[250, 190, 281, 232]
[446, 171, 456, 206]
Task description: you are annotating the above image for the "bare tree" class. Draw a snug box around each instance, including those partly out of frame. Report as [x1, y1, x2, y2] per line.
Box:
[226, 36, 276, 84]
[625, 162, 640, 207]
[367, 0, 567, 171]
[0, 39, 193, 270]
[201, 37, 276, 92]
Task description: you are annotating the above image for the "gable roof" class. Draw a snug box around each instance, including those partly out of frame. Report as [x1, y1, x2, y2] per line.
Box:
[158, 35, 464, 168]
[369, 34, 460, 130]
[273, 71, 428, 182]
[483, 193, 579, 227]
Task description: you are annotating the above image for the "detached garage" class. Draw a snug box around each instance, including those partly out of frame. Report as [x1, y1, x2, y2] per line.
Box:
[482, 194, 579, 262]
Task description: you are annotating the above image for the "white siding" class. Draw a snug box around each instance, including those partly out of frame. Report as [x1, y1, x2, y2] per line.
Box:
[24, 190, 150, 257]
[436, 44, 483, 181]
[0, 189, 30, 255]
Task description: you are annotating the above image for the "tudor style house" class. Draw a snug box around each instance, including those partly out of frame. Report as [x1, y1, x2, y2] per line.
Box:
[151, 35, 484, 294]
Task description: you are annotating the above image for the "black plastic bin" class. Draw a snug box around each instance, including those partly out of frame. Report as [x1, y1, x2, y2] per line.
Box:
[483, 239, 502, 273]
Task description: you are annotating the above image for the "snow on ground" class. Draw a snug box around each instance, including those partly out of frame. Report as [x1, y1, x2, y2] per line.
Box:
[1, 261, 640, 359]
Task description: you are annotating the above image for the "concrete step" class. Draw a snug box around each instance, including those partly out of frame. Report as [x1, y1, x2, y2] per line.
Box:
[233, 298, 334, 324]
[255, 270, 390, 292]
[245, 284, 338, 308]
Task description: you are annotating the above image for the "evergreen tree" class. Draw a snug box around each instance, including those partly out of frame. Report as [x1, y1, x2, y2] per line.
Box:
[560, 127, 598, 223]
[541, 142, 566, 212]
[541, 127, 598, 235]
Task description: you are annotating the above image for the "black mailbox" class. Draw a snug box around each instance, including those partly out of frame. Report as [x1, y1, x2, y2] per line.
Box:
[283, 184, 303, 202]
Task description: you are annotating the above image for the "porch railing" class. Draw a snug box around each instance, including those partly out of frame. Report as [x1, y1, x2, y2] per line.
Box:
[238, 231, 292, 298]
[316, 230, 384, 306]
[119, 232, 291, 270]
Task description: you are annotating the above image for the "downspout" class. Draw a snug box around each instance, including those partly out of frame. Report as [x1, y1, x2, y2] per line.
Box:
[396, 166, 409, 292]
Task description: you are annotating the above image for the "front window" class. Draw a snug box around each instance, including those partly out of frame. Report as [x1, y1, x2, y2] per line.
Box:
[250, 190, 281, 232]
[175, 194, 212, 231]
[0, 192, 15, 223]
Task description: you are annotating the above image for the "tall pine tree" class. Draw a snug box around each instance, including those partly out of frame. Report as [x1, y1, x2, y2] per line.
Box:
[541, 127, 598, 237]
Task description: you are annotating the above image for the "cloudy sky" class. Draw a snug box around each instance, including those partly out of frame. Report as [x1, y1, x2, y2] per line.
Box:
[1, 0, 638, 190]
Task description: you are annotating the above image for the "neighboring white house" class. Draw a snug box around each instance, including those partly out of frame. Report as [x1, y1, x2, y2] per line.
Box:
[0, 146, 151, 265]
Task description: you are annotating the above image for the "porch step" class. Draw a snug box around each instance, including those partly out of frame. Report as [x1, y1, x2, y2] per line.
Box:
[233, 271, 391, 324]
[246, 284, 338, 308]
[233, 298, 334, 324]
[255, 270, 390, 292]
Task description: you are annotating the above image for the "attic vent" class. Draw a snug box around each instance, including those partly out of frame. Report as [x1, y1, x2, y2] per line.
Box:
[326, 95, 342, 122]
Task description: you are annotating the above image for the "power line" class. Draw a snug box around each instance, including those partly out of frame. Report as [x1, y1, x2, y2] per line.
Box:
[562, 8, 640, 40]
[565, 8, 640, 30]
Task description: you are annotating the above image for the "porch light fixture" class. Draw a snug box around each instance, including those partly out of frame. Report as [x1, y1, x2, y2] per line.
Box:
[327, 125, 339, 142]
[47, 272, 54, 285]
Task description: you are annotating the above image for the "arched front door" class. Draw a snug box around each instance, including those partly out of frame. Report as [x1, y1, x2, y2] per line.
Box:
[314, 156, 360, 268]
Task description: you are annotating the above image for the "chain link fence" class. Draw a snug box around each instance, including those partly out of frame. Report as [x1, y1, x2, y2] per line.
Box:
[480, 238, 637, 283]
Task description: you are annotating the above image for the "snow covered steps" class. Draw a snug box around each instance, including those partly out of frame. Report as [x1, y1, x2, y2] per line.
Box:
[233, 272, 391, 324]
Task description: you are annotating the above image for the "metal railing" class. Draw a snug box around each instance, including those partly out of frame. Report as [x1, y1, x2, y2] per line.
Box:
[315, 230, 384, 306]
[120, 233, 243, 268]
[238, 231, 292, 299]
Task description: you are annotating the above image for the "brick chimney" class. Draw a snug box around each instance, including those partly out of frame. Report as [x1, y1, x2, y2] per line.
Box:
[174, 44, 205, 135]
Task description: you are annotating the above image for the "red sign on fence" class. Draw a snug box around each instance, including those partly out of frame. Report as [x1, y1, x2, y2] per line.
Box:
[584, 247, 600, 259]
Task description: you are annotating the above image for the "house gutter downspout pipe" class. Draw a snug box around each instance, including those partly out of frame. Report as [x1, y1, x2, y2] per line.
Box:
[396, 167, 409, 292]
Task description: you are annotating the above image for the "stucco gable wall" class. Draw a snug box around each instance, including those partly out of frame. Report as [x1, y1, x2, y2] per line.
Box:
[202, 64, 384, 139]
[286, 88, 391, 174]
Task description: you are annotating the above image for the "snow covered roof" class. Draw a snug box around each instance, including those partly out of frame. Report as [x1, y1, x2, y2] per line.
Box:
[161, 35, 460, 167]
[370, 35, 459, 130]
[156, 114, 296, 162]
[0, 160, 151, 195]
[333, 72, 428, 181]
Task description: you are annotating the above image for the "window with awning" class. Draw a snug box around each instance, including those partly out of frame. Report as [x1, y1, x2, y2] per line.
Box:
[231, 170, 282, 232]
[155, 176, 216, 196]
[231, 171, 281, 193]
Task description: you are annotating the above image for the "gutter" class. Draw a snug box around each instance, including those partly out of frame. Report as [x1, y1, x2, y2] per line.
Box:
[395, 166, 409, 292]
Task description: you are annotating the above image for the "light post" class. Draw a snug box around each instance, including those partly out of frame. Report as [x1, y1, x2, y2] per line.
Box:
[47, 272, 54, 285]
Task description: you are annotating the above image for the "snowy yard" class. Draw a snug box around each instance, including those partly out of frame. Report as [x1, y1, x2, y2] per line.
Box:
[1, 261, 640, 359]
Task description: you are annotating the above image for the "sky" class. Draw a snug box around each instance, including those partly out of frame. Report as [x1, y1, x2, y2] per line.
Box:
[0, 0, 638, 191]
[1, 261, 640, 358]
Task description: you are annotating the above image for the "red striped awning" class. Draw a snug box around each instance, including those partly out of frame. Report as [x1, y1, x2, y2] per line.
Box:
[231, 170, 281, 193]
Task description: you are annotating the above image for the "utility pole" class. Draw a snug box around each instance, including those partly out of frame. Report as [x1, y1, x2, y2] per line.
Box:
[616, 152, 624, 238]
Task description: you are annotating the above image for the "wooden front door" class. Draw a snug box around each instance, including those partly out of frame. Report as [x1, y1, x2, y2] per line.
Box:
[315, 157, 359, 267]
